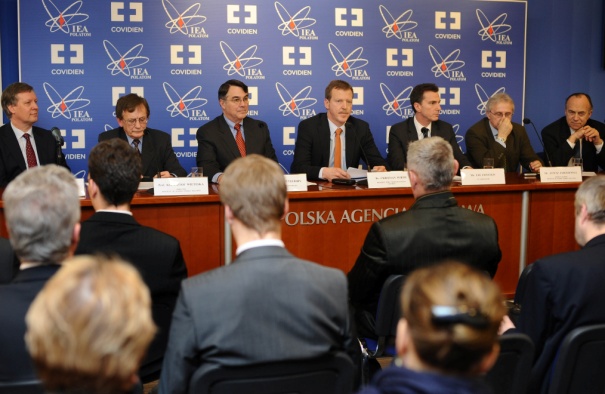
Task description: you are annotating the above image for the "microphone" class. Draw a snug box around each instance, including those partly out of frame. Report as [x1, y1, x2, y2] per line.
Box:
[50, 127, 64, 163]
[346, 122, 372, 172]
[523, 118, 552, 167]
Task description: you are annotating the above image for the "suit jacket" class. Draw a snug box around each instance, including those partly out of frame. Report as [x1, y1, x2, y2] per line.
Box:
[387, 117, 472, 170]
[0, 264, 61, 381]
[465, 118, 541, 172]
[513, 234, 605, 394]
[75, 212, 188, 375]
[348, 191, 501, 335]
[196, 115, 278, 181]
[158, 246, 360, 394]
[99, 127, 187, 178]
[290, 113, 388, 180]
[0, 237, 19, 284]
[0, 123, 70, 187]
[541, 117, 605, 170]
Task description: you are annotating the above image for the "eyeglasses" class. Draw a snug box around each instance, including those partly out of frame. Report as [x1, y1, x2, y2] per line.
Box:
[124, 117, 148, 126]
[489, 111, 513, 118]
[224, 96, 249, 104]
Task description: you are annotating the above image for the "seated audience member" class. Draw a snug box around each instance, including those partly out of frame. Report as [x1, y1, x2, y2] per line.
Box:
[99, 93, 187, 179]
[0, 165, 80, 382]
[542, 92, 605, 170]
[348, 137, 501, 338]
[465, 93, 542, 172]
[0, 82, 70, 187]
[500, 175, 605, 393]
[0, 237, 19, 284]
[387, 83, 472, 171]
[159, 155, 360, 394]
[290, 79, 387, 181]
[358, 262, 506, 394]
[25, 255, 156, 394]
[75, 139, 187, 380]
[196, 79, 278, 183]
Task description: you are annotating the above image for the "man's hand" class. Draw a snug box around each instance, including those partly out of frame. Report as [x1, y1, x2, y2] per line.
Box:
[370, 166, 387, 172]
[581, 126, 603, 145]
[156, 171, 172, 178]
[530, 160, 542, 173]
[323, 167, 350, 182]
[497, 117, 513, 140]
[498, 315, 516, 335]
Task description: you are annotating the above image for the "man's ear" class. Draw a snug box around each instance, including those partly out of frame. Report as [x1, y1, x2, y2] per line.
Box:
[225, 205, 235, 224]
[281, 198, 290, 220]
[476, 343, 500, 374]
[395, 318, 411, 357]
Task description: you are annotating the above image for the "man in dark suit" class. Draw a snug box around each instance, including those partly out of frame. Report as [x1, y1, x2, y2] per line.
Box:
[348, 137, 501, 338]
[465, 92, 542, 172]
[0, 165, 81, 382]
[75, 138, 188, 381]
[196, 79, 278, 183]
[0, 237, 19, 284]
[542, 92, 605, 171]
[291, 79, 387, 181]
[0, 82, 70, 187]
[388, 83, 472, 171]
[99, 93, 187, 179]
[159, 155, 360, 394]
[500, 175, 605, 394]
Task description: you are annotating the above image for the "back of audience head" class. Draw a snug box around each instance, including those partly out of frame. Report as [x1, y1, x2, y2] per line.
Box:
[219, 154, 286, 236]
[88, 138, 142, 206]
[574, 175, 605, 246]
[3, 165, 80, 265]
[407, 137, 456, 192]
[25, 255, 156, 394]
[398, 261, 506, 375]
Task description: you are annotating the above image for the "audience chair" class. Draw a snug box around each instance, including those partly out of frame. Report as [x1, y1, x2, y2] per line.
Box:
[484, 333, 534, 394]
[548, 323, 605, 394]
[188, 352, 354, 394]
[0, 380, 44, 394]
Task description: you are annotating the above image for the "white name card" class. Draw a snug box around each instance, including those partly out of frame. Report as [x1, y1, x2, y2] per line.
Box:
[285, 174, 308, 191]
[539, 167, 582, 183]
[153, 177, 208, 195]
[367, 171, 410, 189]
[75, 177, 86, 197]
[460, 169, 505, 185]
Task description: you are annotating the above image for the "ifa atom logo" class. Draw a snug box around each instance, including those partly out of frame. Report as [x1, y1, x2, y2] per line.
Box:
[328, 43, 369, 80]
[380, 84, 413, 118]
[275, 83, 317, 119]
[42, 0, 90, 36]
[162, 82, 208, 121]
[42, 82, 91, 122]
[274, 2, 317, 40]
[103, 40, 150, 79]
[379, 6, 418, 42]
[428, 45, 465, 81]
[162, 0, 208, 38]
[476, 9, 512, 45]
[220, 41, 264, 79]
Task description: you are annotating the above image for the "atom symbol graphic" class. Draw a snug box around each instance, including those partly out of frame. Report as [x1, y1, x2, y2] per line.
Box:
[474, 84, 506, 115]
[274, 2, 316, 37]
[275, 83, 317, 117]
[328, 43, 368, 78]
[380, 83, 413, 117]
[379, 5, 417, 39]
[103, 40, 149, 77]
[42, 82, 90, 119]
[452, 124, 465, 147]
[162, 0, 206, 35]
[428, 45, 465, 79]
[220, 41, 263, 77]
[42, 0, 89, 33]
[163, 83, 208, 118]
[476, 9, 511, 42]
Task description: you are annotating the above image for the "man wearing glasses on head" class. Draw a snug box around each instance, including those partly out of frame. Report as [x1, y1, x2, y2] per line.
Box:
[99, 93, 187, 179]
[465, 92, 542, 173]
[196, 79, 278, 183]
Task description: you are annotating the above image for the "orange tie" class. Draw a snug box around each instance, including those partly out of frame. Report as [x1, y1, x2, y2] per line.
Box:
[234, 123, 246, 157]
[334, 128, 343, 169]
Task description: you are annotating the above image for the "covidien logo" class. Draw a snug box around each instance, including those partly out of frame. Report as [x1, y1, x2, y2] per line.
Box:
[111, 87, 144, 106]
[103, 40, 150, 79]
[162, 0, 207, 37]
[435, 11, 461, 29]
[474, 84, 506, 116]
[438, 87, 461, 116]
[379, 6, 418, 42]
[227, 5, 257, 24]
[162, 82, 208, 121]
[328, 43, 369, 80]
[42, 0, 90, 36]
[428, 45, 465, 81]
[335, 8, 363, 27]
[111, 2, 143, 22]
[282, 47, 312, 66]
[275, 83, 317, 119]
[274, 2, 316, 39]
[55, 128, 86, 150]
[481, 50, 506, 68]
[220, 41, 264, 79]
[387, 48, 413, 67]
[380, 83, 413, 118]
[42, 82, 91, 121]
[171, 45, 202, 64]
[476, 9, 512, 44]
[51, 44, 83, 64]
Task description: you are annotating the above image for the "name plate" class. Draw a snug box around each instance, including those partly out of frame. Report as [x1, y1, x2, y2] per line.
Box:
[75, 177, 86, 197]
[367, 171, 410, 188]
[153, 177, 208, 195]
[284, 174, 308, 191]
[460, 169, 505, 185]
[539, 167, 582, 183]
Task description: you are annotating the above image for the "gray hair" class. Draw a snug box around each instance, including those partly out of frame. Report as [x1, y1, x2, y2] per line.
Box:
[4, 165, 80, 264]
[407, 137, 455, 191]
[575, 176, 605, 224]
[486, 92, 515, 113]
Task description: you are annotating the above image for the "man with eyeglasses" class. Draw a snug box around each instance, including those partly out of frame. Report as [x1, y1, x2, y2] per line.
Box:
[465, 92, 542, 173]
[196, 79, 278, 183]
[541, 93, 605, 171]
[99, 93, 187, 179]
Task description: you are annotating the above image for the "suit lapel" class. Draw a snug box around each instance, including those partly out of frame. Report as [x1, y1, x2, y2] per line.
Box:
[345, 121, 356, 168]
[140, 129, 156, 174]
[407, 118, 419, 142]
[320, 115, 332, 167]
[1, 125, 27, 170]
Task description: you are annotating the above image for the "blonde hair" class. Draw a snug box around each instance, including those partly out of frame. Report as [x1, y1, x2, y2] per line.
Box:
[25, 255, 156, 394]
[402, 262, 506, 374]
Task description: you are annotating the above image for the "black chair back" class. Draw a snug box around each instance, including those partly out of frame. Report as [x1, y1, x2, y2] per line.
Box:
[188, 352, 354, 394]
[0, 380, 44, 394]
[549, 324, 605, 394]
[514, 263, 535, 306]
[484, 333, 534, 394]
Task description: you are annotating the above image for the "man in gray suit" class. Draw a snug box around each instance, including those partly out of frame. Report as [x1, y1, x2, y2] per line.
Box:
[159, 154, 359, 394]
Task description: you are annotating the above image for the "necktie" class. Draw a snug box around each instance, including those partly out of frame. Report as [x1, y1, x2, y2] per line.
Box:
[23, 133, 37, 168]
[334, 128, 343, 169]
[132, 139, 141, 155]
[421, 127, 429, 139]
[234, 123, 246, 157]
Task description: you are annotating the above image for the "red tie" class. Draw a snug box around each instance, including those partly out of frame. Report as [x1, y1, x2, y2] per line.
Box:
[234, 123, 246, 157]
[23, 133, 37, 168]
